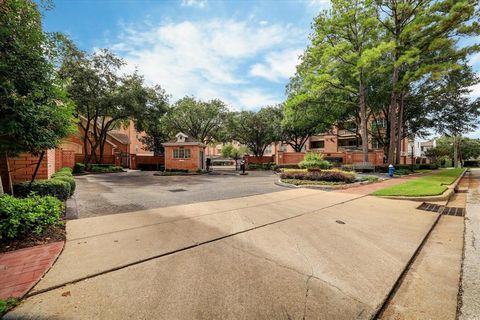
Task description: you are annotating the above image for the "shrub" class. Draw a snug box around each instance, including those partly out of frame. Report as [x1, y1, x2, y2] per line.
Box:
[73, 163, 85, 173]
[88, 165, 123, 173]
[52, 175, 76, 194]
[273, 164, 300, 171]
[299, 152, 332, 170]
[280, 170, 356, 183]
[14, 179, 71, 201]
[0, 195, 63, 239]
[165, 168, 189, 173]
[138, 163, 165, 171]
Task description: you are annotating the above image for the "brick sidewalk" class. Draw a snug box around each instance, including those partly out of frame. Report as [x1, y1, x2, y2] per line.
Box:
[0, 242, 64, 299]
[338, 175, 421, 195]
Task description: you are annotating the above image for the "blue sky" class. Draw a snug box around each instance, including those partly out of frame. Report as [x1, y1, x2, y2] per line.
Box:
[42, 0, 480, 136]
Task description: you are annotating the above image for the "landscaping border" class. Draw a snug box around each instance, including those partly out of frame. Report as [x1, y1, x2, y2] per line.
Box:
[275, 178, 383, 190]
[375, 168, 467, 202]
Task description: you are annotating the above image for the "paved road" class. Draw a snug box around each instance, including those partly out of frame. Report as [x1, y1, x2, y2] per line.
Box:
[7, 188, 438, 319]
[460, 168, 480, 319]
[72, 170, 283, 218]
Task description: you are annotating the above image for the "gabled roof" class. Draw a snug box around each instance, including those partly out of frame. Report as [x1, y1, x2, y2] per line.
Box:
[162, 132, 206, 147]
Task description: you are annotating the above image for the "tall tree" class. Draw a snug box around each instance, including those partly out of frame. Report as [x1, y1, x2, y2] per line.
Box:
[428, 65, 480, 167]
[134, 85, 171, 155]
[60, 47, 148, 163]
[229, 106, 282, 158]
[281, 94, 339, 152]
[166, 96, 229, 144]
[289, 0, 385, 162]
[375, 0, 479, 164]
[0, 0, 75, 191]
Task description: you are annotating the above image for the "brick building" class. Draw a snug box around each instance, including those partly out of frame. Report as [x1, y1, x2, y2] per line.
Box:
[163, 133, 206, 172]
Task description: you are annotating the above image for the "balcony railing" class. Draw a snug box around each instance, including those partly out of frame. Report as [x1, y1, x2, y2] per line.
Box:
[337, 129, 356, 136]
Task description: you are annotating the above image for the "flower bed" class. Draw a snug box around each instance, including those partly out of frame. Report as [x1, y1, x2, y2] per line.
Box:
[280, 169, 356, 184]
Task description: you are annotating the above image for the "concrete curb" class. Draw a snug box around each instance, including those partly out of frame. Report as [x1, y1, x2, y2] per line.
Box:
[376, 169, 467, 202]
[373, 211, 443, 318]
[274, 178, 382, 190]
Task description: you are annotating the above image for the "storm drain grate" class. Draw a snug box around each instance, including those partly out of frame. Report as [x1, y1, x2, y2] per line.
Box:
[169, 189, 187, 192]
[417, 203, 465, 217]
[442, 207, 465, 217]
[417, 203, 442, 212]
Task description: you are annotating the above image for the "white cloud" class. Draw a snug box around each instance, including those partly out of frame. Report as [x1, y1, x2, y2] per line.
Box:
[181, 0, 206, 8]
[468, 52, 480, 67]
[470, 82, 480, 98]
[111, 19, 305, 110]
[250, 48, 303, 82]
[306, 0, 331, 11]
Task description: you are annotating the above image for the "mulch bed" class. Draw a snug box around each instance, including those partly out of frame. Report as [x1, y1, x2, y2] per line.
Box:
[0, 223, 66, 253]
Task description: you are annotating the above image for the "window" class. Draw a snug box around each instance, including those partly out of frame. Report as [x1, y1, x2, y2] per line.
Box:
[265, 145, 273, 154]
[173, 148, 191, 159]
[310, 141, 324, 149]
[280, 144, 288, 152]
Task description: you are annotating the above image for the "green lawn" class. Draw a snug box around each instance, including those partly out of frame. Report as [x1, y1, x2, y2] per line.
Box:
[371, 168, 464, 197]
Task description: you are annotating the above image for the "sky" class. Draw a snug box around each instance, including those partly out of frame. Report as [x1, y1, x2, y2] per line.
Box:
[41, 0, 480, 137]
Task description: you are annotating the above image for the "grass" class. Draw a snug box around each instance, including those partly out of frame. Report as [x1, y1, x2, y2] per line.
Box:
[0, 298, 19, 316]
[372, 168, 464, 197]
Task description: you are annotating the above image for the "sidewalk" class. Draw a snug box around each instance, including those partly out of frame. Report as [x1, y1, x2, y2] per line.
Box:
[459, 168, 480, 319]
[0, 242, 64, 299]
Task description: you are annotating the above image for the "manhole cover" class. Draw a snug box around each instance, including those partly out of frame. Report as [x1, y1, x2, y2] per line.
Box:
[169, 189, 187, 192]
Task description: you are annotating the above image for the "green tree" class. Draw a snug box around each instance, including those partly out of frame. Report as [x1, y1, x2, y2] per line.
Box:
[0, 0, 76, 191]
[229, 106, 282, 158]
[167, 96, 229, 144]
[220, 144, 248, 170]
[281, 94, 339, 152]
[60, 47, 149, 163]
[289, 0, 385, 162]
[375, 0, 479, 164]
[428, 66, 480, 167]
[134, 86, 171, 155]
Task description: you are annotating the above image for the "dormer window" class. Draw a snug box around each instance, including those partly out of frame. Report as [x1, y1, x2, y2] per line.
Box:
[175, 132, 188, 143]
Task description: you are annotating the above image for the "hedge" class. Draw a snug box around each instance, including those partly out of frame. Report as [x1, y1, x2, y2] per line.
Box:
[0, 194, 63, 239]
[73, 163, 85, 173]
[280, 170, 356, 183]
[13, 167, 75, 201]
[248, 162, 275, 170]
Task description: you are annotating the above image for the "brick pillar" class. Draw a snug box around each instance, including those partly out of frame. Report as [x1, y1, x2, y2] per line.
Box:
[130, 154, 137, 169]
[114, 153, 122, 167]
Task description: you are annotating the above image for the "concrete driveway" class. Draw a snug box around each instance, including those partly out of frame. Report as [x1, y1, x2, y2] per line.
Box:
[7, 188, 439, 319]
[71, 170, 283, 218]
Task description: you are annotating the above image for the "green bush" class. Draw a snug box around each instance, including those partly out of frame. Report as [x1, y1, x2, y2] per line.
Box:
[273, 164, 300, 171]
[165, 168, 189, 173]
[0, 195, 63, 239]
[280, 170, 356, 183]
[299, 152, 332, 170]
[14, 179, 71, 201]
[88, 165, 123, 173]
[73, 163, 85, 173]
[52, 175, 76, 194]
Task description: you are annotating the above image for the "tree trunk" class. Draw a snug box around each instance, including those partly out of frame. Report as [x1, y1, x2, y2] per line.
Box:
[395, 92, 404, 164]
[387, 66, 399, 165]
[5, 153, 13, 195]
[29, 150, 45, 187]
[453, 136, 459, 168]
[359, 79, 369, 163]
[0, 176, 4, 196]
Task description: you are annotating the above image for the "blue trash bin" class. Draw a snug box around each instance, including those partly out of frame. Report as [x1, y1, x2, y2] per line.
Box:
[388, 164, 394, 177]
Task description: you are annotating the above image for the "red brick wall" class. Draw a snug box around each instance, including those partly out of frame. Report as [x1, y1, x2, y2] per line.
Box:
[131, 155, 165, 169]
[244, 155, 274, 165]
[61, 150, 75, 169]
[74, 154, 116, 165]
[164, 146, 202, 172]
[276, 152, 306, 165]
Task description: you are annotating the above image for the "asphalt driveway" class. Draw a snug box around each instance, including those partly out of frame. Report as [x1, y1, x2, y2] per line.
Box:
[7, 188, 438, 319]
[71, 170, 283, 218]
